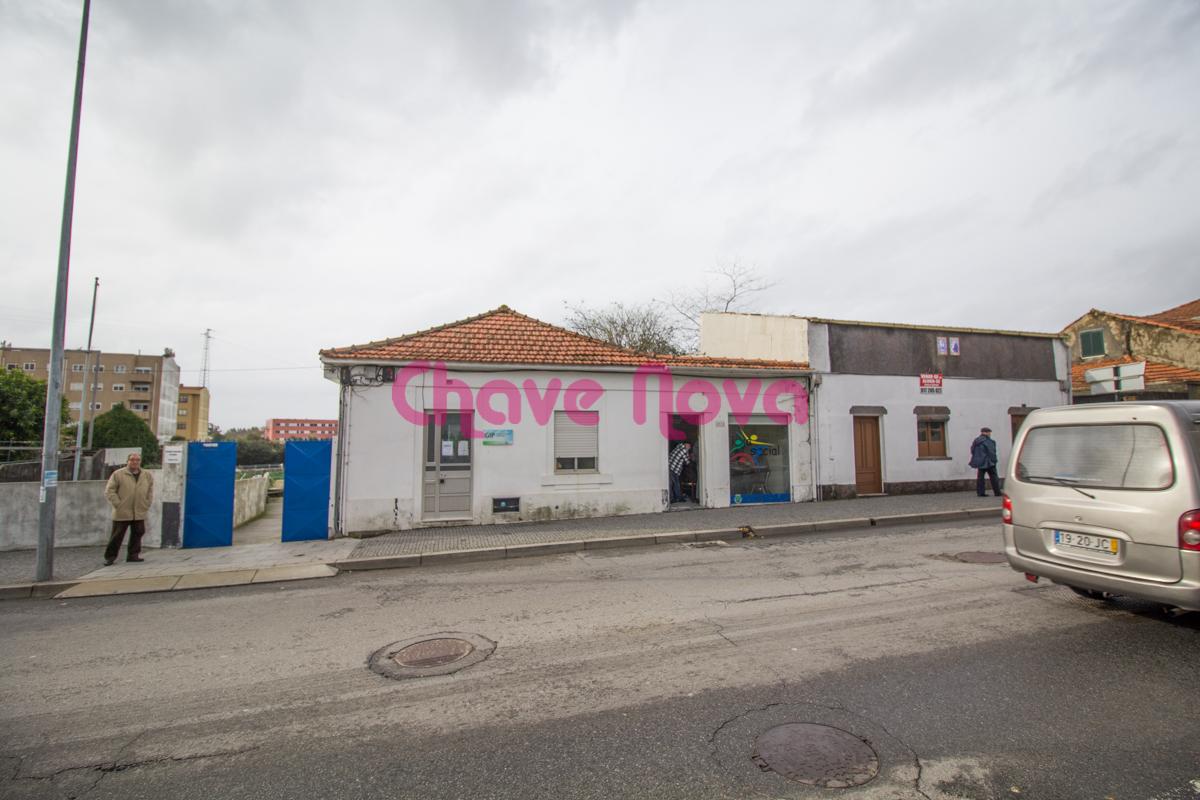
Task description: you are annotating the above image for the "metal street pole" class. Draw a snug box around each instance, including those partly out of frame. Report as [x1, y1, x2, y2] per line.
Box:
[85, 347, 100, 449]
[36, 0, 91, 583]
[72, 276, 99, 481]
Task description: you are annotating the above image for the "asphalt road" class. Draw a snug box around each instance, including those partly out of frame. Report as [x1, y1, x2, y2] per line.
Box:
[1, 521, 1197, 800]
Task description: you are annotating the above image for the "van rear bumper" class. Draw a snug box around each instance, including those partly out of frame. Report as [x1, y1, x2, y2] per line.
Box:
[1004, 540, 1200, 612]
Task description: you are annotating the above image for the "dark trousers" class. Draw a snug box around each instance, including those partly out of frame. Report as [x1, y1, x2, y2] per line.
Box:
[976, 468, 1001, 497]
[670, 472, 683, 503]
[105, 519, 145, 562]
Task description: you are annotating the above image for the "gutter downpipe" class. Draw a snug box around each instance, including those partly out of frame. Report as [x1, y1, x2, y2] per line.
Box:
[810, 374, 821, 502]
[332, 373, 349, 537]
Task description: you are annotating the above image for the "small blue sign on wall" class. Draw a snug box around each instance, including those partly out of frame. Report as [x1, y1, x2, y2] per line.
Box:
[482, 429, 513, 446]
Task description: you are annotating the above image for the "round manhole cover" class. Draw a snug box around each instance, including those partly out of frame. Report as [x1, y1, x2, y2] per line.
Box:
[393, 637, 475, 668]
[368, 632, 495, 680]
[751, 723, 879, 788]
[955, 551, 1007, 564]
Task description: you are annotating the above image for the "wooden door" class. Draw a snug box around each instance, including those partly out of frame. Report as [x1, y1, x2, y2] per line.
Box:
[1010, 414, 1028, 443]
[853, 416, 882, 494]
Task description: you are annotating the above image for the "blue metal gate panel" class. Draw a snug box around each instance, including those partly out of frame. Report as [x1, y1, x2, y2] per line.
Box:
[183, 441, 236, 548]
[282, 440, 332, 542]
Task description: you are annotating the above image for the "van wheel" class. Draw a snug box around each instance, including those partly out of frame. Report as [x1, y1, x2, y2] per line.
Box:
[1068, 586, 1110, 601]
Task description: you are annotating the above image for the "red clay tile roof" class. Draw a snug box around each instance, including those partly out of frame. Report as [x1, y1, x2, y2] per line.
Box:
[1144, 299, 1200, 332]
[1066, 298, 1200, 335]
[321, 306, 809, 372]
[1071, 356, 1200, 393]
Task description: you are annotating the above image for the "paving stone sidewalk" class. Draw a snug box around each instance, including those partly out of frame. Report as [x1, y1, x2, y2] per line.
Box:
[349, 491, 1002, 559]
[0, 491, 1000, 594]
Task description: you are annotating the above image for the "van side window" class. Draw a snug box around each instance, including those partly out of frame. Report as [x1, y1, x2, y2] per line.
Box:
[1016, 424, 1173, 490]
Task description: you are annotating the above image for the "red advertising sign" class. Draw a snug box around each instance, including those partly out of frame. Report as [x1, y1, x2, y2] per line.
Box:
[919, 373, 943, 389]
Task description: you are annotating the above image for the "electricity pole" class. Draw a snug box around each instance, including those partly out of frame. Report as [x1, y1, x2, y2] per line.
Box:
[72, 277, 99, 481]
[36, 0, 91, 583]
[200, 328, 213, 388]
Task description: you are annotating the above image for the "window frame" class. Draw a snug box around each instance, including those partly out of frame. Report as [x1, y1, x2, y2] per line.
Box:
[1079, 328, 1106, 359]
[553, 410, 600, 474]
[916, 419, 948, 458]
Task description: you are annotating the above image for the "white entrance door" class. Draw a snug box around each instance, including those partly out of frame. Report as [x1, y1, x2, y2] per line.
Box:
[422, 411, 472, 520]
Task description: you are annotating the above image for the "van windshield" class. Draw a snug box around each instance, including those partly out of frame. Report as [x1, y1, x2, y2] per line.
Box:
[1016, 423, 1173, 490]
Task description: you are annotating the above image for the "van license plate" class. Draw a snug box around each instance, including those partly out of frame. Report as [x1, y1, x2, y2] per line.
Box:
[1054, 530, 1118, 556]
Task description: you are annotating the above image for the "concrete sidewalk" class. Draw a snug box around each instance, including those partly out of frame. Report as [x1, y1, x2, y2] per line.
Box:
[0, 491, 1001, 600]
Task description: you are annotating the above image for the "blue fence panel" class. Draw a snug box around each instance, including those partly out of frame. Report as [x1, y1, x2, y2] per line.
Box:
[183, 441, 236, 548]
[282, 440, 332, 542]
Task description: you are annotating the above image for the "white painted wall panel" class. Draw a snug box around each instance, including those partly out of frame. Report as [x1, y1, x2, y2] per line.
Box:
[813, 374, 1068, 489]
[335, 367, 813, 532]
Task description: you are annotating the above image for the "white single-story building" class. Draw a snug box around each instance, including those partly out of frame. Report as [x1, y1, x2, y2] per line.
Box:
[700, 312, 1072, 498]
[320, 306, 813, 534]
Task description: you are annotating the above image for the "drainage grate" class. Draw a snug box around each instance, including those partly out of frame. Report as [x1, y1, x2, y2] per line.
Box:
[954, 551, 1007, 564]
[369, 632, 495, 680]
[751, 723, 879, 788]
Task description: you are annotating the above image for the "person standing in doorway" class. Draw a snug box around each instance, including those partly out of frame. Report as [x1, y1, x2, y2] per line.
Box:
[969, 427, 1001, 497]
[103, 452, 153, 565]
[669, 441, 692, 504]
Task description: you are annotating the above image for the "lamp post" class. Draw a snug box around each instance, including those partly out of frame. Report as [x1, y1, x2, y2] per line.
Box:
[36, 0, 92, 583]
[72, 277, 99, 481]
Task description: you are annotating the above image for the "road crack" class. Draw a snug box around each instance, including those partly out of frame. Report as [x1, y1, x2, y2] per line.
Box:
[13, 744, 261, 790]
[704, 612, 738, 649]
[731, 577, 928, 603]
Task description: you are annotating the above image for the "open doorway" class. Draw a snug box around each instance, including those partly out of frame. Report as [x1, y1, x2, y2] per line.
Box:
[667, 414, 701, 508]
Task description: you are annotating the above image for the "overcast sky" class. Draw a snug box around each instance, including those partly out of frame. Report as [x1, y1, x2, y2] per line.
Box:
[2, 0, 1198, 429]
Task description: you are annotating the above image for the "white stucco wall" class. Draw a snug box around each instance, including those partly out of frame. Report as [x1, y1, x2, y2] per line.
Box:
[813, 374, 1068, 489]
[332, 367, 813, 533]
[700, 313, 810, 363]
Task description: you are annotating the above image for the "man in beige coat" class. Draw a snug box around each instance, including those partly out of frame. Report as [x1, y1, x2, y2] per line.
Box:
[103, 452, 153, 565]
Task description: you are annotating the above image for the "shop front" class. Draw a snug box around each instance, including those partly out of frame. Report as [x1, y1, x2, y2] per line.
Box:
[729, 417, 791, 504]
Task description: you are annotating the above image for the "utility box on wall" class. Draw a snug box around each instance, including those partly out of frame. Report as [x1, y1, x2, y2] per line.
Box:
[492, 497, 520, 513]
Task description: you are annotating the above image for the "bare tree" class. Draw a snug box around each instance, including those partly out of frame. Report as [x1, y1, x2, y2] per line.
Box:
[665, 264, 774, 351]
[563, 301, 684, 355]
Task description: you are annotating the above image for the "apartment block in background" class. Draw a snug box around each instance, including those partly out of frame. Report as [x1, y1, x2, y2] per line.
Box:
[264, 418, 338, 442]
[176, 385, 211, 440]
[0, 344, 181, 441]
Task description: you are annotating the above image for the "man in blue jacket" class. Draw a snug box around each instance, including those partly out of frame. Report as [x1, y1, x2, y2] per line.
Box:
[969, 427, 1001, 497]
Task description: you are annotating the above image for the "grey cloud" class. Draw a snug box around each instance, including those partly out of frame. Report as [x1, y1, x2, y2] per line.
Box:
[1051, 0, 1200, 94]
[805, 2, 1041, 121]
[803, 0, 1200, 125]
[76, 0, 640, 244]
[1026, 133, 1185, 223]
[1103, 226, 1200, 310]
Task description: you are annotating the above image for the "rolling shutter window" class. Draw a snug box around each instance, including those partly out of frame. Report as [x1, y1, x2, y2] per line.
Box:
[554, 411, 598, 472]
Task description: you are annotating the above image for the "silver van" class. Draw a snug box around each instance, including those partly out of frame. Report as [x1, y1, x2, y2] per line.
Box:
[1002, 400, 1200, 611]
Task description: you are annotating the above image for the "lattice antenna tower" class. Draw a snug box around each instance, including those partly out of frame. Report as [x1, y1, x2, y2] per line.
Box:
[200, 328, 213, 388]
